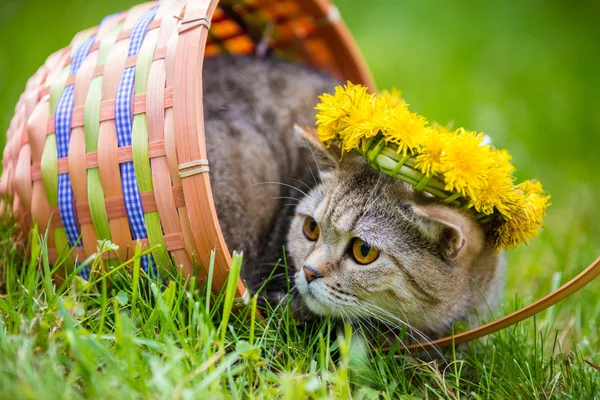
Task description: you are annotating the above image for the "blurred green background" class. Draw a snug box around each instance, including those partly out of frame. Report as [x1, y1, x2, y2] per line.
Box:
[0, 0, 599, 306]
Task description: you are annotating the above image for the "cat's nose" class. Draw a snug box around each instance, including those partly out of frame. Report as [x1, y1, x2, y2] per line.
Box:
[303, 266, 322, 283]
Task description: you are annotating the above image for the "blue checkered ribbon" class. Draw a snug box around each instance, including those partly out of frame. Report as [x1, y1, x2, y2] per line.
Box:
[55, 34, 96, 254]
[115, 7, 158, 271]
[55, 13, 118, 280]
[78, 265, 91, 281]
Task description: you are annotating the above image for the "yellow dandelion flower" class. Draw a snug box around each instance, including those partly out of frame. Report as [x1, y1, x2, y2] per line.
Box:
[316, 82, 549, 250]
[470, 170, 514, 215]
[414, 124, 452, 176]
[496, 187, 526, 220]
[469, 149, 516, 215]
[440, 128, 493, 197]
[315, 82, 371, 145]
[382, 105, 429, 155]
[337, 92, 381, 152]
[518, 179, 545, 196]
[380, 88, 405, 108]
[496, 180, 550, 249]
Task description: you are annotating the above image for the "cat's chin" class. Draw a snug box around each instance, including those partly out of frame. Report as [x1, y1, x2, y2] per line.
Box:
[300, 291, 336, 316]
[296, 282, 356, 319]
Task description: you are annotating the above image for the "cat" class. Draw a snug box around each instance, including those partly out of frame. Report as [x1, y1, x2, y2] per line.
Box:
[287, 126, 505, 340]
[203, 55, 505, 340]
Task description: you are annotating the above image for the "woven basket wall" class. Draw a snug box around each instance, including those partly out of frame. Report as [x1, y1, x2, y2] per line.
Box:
[0, 0, 374, 299]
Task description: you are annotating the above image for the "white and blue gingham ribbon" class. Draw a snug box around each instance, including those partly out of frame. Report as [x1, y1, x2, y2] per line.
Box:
[78, 265, 91, 281]
[115, 7, 158, 271]
[55, 35, 96, 253]
[54, 13, 119, 280]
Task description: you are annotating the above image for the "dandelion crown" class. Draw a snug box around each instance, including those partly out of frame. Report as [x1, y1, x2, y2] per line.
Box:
[315, 82, 550, 250]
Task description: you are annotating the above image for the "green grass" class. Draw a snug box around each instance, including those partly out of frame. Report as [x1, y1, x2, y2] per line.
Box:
[0, 217, 599, 399]
[1, 0, 600, 398]
[0, 219, 598, 399]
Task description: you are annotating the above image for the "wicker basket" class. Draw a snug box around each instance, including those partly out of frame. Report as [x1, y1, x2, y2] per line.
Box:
[0, 0, 374, 300]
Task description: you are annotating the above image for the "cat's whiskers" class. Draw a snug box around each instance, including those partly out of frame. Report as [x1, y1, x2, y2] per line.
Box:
[323, 286, 360, 308]
[362, 302, 430, 341]
[288, 177, 312, 192]
[305, 285, 428, 356]
[355, 174, 383, 228]
[253, 181, 308, 197]
[259, 289, 296, 349]
[262, 289, 300, 368]
[412, 300, 438, 334]
[322, 287, 415, 352]
[355, 192, 384, 228]
[360, 301, 445, 360]
[356, 303, 427, 354]
[266, 196, 301, 203]
[302, 137, 322, 185]
[337, 306, 414, 355]
[361, 315, 413, 354]
[281, 203, 301, 209]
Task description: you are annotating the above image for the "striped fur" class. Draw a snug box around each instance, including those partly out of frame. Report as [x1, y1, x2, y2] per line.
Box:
[201, 55, 504, 339]
[288, 127, 505, 337]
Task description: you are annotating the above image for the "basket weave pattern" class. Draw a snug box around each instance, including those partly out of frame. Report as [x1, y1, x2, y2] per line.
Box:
[0, 0, 373, 298]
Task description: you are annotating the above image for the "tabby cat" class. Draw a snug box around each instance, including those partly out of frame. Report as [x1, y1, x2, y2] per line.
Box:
[203, 55, 504, 340]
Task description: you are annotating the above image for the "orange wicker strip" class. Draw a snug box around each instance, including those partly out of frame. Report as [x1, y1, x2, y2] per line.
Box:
[58, 47, 169, 89]
[45, 88, 173, 136]
[47, 185, 185, 228]
[46, 232, 188, 264]
[30, 140, 167, 181]
[146, 0, 195, 274]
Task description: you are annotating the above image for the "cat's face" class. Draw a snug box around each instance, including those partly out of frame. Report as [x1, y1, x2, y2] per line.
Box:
[287, 127, 503, 336]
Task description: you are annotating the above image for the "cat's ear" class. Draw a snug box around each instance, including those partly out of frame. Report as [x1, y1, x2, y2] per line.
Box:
[412, 203, 483, 261]
[293, 124, 339, 171]
[294, 124, 364, 173]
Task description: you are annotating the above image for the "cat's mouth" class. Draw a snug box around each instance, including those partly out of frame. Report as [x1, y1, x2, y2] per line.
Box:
[299, 284, 335, 315]
[294, 272, 334, 315]
[295, 272, 358, 318]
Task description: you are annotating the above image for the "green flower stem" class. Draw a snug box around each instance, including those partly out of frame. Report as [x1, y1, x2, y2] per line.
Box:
[378, 146, 447, 190]
[415, 175, 431, 191]
[372, 152, 461, 205]
[443, 192, 463, 205]
[391, 155, 411, 178]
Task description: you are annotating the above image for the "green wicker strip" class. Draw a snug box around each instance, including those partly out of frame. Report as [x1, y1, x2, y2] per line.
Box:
[87, 168, 112, 239]
[84, 81, 111, 242]
[97, 22, 123, 66]
[85, 23, 123, 153]
[41, 135, 60, 208]
[48, 68, 69, 112]
[131, 28, 171, 272]
[84, 22, 124, 244]
[42, 64, 69, 207]
[84, 79, 103, 153]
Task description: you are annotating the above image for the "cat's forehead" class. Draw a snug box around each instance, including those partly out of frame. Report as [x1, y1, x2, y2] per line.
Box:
[306, 167, 420, 240]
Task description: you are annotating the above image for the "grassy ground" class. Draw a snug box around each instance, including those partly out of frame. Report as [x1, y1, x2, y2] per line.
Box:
[1, 0, 599, 398]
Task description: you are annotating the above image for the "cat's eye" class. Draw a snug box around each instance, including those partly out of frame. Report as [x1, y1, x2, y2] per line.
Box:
[303, 216, 320, 241]
[351, 238, 379, 265]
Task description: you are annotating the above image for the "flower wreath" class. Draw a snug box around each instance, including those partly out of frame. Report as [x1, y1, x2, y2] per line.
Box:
[315, 82, 550, 250]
